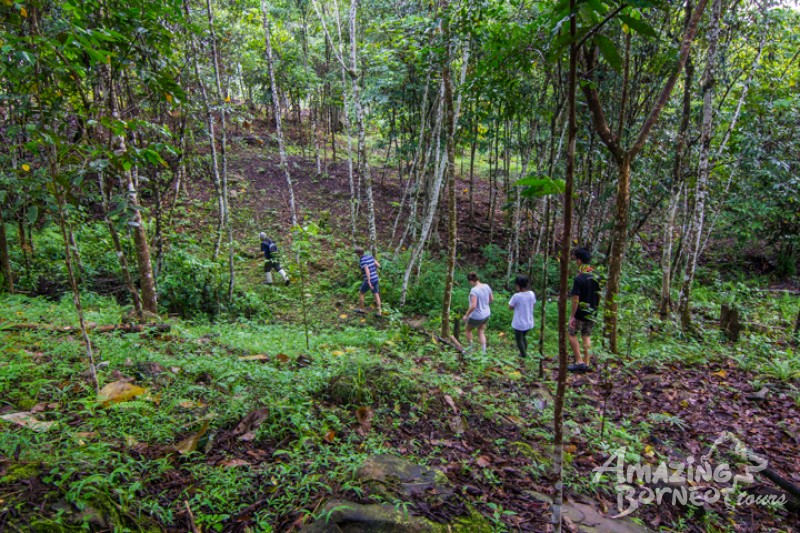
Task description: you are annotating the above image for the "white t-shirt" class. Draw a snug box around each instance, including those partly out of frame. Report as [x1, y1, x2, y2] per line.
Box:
[509, 290, 536, 331]
[469, 283, 493, 321]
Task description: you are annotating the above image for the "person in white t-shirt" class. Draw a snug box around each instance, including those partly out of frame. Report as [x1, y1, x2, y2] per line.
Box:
[462, 272, 493, 354]
[508, 275, 536, 359]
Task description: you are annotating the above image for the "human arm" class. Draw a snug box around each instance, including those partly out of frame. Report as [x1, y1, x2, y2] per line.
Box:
[463, 294, 477, 322]
[362, 264, 373, 288]
[508, 294, 516, 311]
[569, 295, 579, 328]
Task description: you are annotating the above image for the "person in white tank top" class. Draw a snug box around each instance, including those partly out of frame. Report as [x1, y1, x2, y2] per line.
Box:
[462, 271, 493, 354]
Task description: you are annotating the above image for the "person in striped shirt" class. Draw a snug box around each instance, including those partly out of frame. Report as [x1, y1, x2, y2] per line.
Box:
[355, 246, 382, 316]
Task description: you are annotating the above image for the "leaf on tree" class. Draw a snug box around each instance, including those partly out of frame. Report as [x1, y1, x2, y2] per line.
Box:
[594, 34, 622, 72]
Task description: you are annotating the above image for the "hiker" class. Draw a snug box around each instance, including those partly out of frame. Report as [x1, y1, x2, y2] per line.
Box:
[568, 247, 601, 373]
[508, 274, 536, 359]
[463, 272, 493, 354]
[260, 233, 289, 286]
[355, 246, 382, 316]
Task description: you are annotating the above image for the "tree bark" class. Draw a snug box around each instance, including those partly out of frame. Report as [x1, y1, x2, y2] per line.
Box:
[0, 213, 13, 293]
[184, 0, 225, 261]
[580, 0, 709, 352]
[440, 20, 457, 339]
[204, 0, 235, 300]
[98, 172, 142, 317]
[348, 0, 377, 249]
[678, 0, 722, 332]
[109, 76, 158, 315]
[552, 0, 577, 526]
[261, 0, 298, 227]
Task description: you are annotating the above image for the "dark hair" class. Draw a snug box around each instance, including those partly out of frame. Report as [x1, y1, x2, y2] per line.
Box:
[467, 272, 480, 282]
[573, 247, 591, 264]
[515, 275, 530, 290]
[355, 246, 365, 256]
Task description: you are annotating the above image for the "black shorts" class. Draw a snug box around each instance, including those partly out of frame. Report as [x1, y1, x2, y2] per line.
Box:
[360, 280, 380, 294]
[264, 260, 282, 272]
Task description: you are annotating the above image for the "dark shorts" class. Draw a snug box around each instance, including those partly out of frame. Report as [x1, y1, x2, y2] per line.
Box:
[569, 318, 594, 337]
[467, 316, 488, 328]
[360, 280, 380, 294]
[264, 260, 282, 272]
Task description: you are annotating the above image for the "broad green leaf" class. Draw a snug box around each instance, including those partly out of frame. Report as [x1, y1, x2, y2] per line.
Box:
[618, 15, 659, 38]
[516, 177, 566, 197]
[594, 34, 622, 72]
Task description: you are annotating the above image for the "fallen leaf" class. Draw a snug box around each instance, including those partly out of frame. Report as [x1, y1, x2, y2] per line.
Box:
[170, 421, 210, 455]
[331, 350, 345, 357]
[178, 400, 207, 409]
[0, 412, 54, 432]
[355, 406, 373, 435]
[20, 7, 27, 18]
[711, 369, 727, 379]
[276, 353, 290, 363]
[444, 394, 458, 413]
[323, 429, 336, 443]
[448, 415, 467, 434]
[239, 354, 269, 362]
[232, 408, 269, 441]
[30, 402, 58, 413]
[476, 455, 491, 468]
[339, 314, 348, 319]
[220, 459, 250, 468]
[21, 163, 30, 171]
[98, 381, 147, 405]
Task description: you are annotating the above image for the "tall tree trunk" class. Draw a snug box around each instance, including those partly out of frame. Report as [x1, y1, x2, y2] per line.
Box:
[348, 0, 377, 249]
[440, 23, 457, 339]
[400, 39, 470, 305]
[0, 214, 13, 293]
[99, 172, 142, 317]
[261, 0, 299, 227]
[184, 0, 225, 260]
[603, 155, 630, 350]
[659, 5, 694, 319]
[204, 0, 235, 300]
[552, 0, 577, 527]
[678, 0, 722, 332]
[109, 77, 158, 315]
[658, 186, 682, 319]
[581, 0, 709, 352]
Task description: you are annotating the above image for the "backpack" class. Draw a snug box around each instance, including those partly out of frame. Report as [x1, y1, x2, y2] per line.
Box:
[269, 242, 278, 253]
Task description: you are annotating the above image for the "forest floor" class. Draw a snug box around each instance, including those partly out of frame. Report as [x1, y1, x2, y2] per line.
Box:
[1, 130, 799, 532]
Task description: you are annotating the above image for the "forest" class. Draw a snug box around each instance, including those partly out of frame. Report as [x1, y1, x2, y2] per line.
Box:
[0, 0, 798, 530]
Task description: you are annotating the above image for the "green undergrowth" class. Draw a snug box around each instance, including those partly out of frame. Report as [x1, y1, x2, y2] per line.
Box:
[1, 219, 798, 531]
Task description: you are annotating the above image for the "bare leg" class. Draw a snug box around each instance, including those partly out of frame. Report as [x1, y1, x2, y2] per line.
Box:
[374, 292, 382, 315]
[465, 323, 474, 347]
[359, 291, 366, 311]
[569, 334, 582, 363]
[478, 324, 487, 354]
[582, 335, 591, 365]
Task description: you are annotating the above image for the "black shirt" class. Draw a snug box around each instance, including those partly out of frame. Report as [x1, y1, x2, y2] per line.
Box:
[570, 271, 601, 321]
[261, 240, 277, 260]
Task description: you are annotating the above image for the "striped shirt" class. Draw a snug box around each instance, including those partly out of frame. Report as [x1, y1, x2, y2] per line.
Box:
[359, 254, 379, 284]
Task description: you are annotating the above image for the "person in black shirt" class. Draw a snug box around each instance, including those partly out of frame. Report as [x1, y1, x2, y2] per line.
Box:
[567, 247, 600, 373]
[260, 232, 289, 286]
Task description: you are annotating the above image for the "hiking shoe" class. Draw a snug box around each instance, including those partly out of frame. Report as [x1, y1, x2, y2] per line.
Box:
[580, 363, 593, 372]
[285, 279, 291, 286]
[354, 308, 367, 315]
[568, 363, 588, 373]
